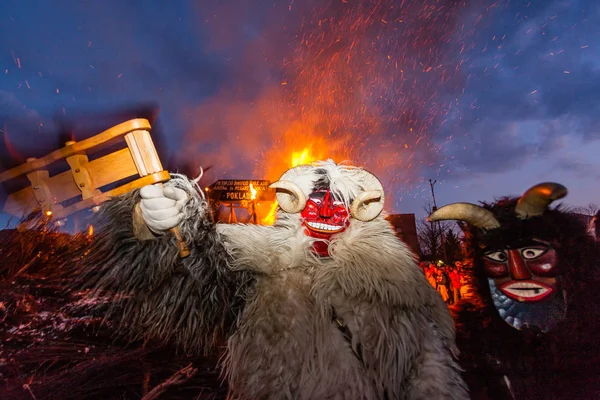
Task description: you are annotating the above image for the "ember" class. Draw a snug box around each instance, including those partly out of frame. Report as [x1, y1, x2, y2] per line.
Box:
[184, 0, 472, 208]
[0, 2, 486, 397]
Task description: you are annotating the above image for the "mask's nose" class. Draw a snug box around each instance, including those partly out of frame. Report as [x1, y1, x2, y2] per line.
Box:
[318, 191, 333, 218]
[507, 249, 532, 280]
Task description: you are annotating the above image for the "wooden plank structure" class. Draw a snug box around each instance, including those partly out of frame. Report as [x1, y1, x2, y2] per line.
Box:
[0, 118, 169, 222]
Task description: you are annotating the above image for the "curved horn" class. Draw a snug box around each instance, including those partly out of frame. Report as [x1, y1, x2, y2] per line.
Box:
[350, 190, 384, 221]
[268, 164, 313, 214]
[428, 202, 501, 229]
[515, 182, 568, 219]
[269, 180, 307, 214]
[349, 170, 385, 222]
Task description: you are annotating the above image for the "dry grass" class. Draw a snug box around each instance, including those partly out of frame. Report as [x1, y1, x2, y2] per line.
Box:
[0, 220, 227, 400]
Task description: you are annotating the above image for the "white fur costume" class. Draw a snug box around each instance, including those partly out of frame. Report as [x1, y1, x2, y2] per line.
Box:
[81, 160, 468, 400]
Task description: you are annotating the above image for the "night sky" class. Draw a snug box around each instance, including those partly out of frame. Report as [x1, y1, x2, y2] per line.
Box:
[1, 0, 599, 227]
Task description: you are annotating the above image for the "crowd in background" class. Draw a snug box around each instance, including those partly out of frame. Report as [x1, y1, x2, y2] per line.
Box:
[420, 261, 469, 304]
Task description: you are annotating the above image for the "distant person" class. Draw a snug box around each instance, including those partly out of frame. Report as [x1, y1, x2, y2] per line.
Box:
[448, 265, 462, 304]
[436, 269, 450, 303]
[426, 263, 438, 288]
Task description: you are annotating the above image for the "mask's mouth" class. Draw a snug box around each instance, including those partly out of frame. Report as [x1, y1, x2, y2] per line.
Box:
[499, 280, 554, 302]
[305, 221, 345, 233]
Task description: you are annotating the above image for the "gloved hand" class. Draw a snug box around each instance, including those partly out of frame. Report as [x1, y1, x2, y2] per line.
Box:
[139, 184, 188, 234]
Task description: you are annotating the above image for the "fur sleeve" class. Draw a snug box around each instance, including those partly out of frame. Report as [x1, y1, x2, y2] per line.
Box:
[77, 175, 254, 355]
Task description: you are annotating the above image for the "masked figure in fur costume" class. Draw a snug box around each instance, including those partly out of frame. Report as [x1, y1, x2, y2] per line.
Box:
[429, 183, 600, 400]
[80, 159, 467, 400]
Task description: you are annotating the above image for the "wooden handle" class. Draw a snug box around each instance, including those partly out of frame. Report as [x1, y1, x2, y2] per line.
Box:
[124, 129, 190, 259]
[170, 226, 190, 258]
[159, 182, 190, 259]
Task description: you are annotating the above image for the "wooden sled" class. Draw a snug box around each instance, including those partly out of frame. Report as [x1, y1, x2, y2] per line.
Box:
[0, 118, 169, 222]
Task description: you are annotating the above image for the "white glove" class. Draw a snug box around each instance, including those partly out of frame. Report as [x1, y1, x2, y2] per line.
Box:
[139, 184, 188, 234]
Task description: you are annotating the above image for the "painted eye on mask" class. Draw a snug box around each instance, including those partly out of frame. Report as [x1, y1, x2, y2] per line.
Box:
[484, 250, 507, 262]
[520, 247, 547, 260]
[303, 202, 319, 218]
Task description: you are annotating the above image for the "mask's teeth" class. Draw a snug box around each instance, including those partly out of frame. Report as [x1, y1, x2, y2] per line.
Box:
[306, 221, 343, 232]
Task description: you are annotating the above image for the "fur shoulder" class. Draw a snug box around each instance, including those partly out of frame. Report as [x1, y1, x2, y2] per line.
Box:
[312, 215, 439, 308]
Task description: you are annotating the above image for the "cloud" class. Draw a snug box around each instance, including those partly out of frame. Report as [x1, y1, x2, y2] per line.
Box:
[554, 158, 596, 176]
[551, 138, 600, 179]
[0, 0, 490, 199]
[435, 0, 600, 180]
[0, 90, 41, 121]
[178, 0, 476, 193]
[1, 0, 597, 217]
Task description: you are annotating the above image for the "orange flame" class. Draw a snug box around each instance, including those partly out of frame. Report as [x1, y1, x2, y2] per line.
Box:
[262, 146, 324, 226]
[183, 1, 471, 219]
[261, 128, 349, 182]
[291, 148, 314, 167]
[262, 198, 278, 226]
[87, 224, 94, 236]
[250, 183, 257, 200]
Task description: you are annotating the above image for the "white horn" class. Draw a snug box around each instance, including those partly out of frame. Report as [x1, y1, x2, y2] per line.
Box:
[269, 164, 314, 214]
[350, 190, 384, 221]
[349, 170, 385, 222]
[269, 180, 307, 214]
[428, 202, 501, 229]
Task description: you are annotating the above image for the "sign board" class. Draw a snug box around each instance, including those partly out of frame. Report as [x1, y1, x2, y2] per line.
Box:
[207, 179, 275, 202]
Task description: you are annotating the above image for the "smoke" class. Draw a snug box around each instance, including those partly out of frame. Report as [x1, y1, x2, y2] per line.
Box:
[180, 0, 474, 206]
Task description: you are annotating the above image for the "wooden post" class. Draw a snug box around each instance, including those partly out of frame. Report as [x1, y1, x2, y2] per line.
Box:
[24, 157, 58, 217]
[251, 201, 257, 224]
[64, 141, 101, 200]
[228, 203, 237, 224]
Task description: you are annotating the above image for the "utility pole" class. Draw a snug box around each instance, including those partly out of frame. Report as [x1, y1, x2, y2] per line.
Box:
[429, 179, 447, 263]
[429, 179, 438, 211]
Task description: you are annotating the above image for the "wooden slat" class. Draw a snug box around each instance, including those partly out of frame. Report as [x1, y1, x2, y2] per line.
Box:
[0, 118, 151, 184]
[97, 170, 170, 197]
[46, 170, 82, 203]
[87, 148, 139, 189]
[25, 169, 52, 213]
[125, 132, 148, 176]
[133, 130, 163, 173]
[51, 171, 171, 220]
[4, 171, 80, 215]
[3, 149, 140, 216]
[125, 130, 163, 176]
[65, 154, 96, 199]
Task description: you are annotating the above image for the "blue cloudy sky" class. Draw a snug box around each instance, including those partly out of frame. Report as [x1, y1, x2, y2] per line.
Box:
[1, 0, 599, 226]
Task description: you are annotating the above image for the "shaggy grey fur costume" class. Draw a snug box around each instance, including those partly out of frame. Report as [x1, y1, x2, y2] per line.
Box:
[81, 160, 467, 400]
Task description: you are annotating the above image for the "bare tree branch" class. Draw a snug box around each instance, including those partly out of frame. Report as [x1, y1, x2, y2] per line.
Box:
[573, 203, 600, 216]
[417, 201, 462, 261]
[141, 364, 198, 400]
